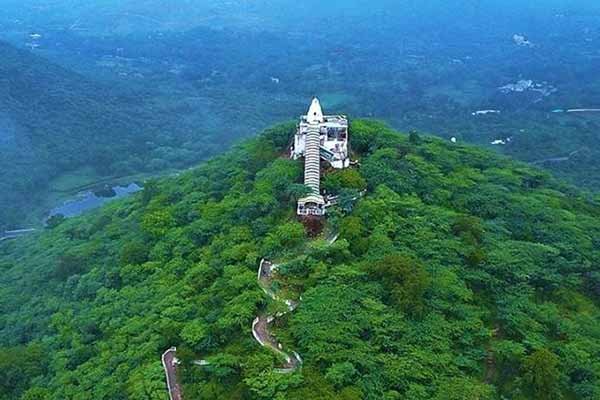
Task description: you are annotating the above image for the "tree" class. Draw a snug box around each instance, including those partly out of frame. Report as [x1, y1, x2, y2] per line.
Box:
[263, 221, 306, 256]
[337, 189, 361, 213]
[45, 214, 65, 229]
[322, 169, 367, 193]
[181, 320, 209, 351]
[53, 253, 85, 280]
[20, 387, 50, 400]
[286, 183, 312, 202]
[339, 216, 369, 255]
[433, 377, 495, 400]
[127, 363, 169, 400]
[451, 215, 484, 245]
[521, 349, 563, 400]
[339, 387, 363, 400]
[120, 241, 149, 265]
[141, 208, 174, 237]
[409, 131, 422, 145]
[141, 179, 160, 205]
[367, 253, 430, 314]
[0, 344, 46, 399]
[325, 362, 357, 388]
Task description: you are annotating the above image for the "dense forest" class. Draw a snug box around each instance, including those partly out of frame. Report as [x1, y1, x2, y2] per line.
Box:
[1, 121, 599, 399]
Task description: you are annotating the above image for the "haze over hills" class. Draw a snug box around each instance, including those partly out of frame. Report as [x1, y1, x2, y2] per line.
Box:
[0, 39, 249, 230]
[3, 0, 600, 36]
[0, 121, 599, 399]
[0, 40, 143, 228]
[2, 0, 600, 225]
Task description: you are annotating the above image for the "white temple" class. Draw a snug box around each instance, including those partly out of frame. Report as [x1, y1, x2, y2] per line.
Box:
[292, 98, 350, 216]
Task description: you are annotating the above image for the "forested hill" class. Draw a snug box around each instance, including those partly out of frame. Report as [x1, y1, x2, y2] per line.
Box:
[1, 121, 599, 399]
[0, 41, 236, 230]
[0, 40, 142, 229]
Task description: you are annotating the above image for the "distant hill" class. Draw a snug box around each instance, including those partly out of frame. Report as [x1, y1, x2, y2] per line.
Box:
[0, 41, 142, 226]
[0, 40, 231, 230]
[8, 18, 600, 196]
[0, 121, 598, 399]
[3, 0, 600, 36]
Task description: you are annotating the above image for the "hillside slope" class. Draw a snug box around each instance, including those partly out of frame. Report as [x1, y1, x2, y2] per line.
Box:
[0, 40, 234, 230]
[0, 40, 140, 227]
[0, 121, 599, 400]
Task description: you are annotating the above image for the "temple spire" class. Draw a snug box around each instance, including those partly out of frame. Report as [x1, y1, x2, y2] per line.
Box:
[306, 97, 324, 123]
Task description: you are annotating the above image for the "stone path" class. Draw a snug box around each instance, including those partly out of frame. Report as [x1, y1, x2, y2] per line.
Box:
[162, 234, 338, 396]
[252, 259, 302, 372]
[161, 347, 182, 400]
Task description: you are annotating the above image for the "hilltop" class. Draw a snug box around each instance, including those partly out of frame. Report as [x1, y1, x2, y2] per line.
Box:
[0, 121, 599, 399]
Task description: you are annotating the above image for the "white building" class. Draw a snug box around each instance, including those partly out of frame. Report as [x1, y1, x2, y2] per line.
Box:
[293, 98, 350, 217]
[292, 98, 350, 169]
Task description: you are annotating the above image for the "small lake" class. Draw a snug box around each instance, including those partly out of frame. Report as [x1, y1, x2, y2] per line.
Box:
[48, 183, 142, 219]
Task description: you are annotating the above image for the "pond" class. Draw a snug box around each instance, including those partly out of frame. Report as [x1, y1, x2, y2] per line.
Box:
[47, 183, 142, 219]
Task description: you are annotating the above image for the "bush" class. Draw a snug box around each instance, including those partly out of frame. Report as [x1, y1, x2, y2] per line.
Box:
[120, 241, 149, 265]
[54, 254, 85, 280]
[366, 253, 430, 314]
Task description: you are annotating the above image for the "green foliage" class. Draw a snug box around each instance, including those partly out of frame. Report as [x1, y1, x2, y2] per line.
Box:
[20, 387, 51, 400]
[45, 215, 66, 229]
[520, 349, 563, 400]
[0, 121, 599, 399]
[181, 320, 209, 350]
[322, 169, 367, 194]
[142, 208, 174, 237]
[325, 362, 357, 388]
[263, 221, 306, 257]
[451, 215, 484, 244]
[127, 363, 168, 400]
[432, 377, 495, 400]
[120, 241, 150, 265]
[53, 253, 86, 280]
[286, 184, 312, 202]
[336, 189, 362, 213]
[366, 253, 431, 314]
[0, 344, 46, 400]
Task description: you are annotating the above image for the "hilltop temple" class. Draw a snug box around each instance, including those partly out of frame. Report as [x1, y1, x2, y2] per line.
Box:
[292, 98, 350, 216]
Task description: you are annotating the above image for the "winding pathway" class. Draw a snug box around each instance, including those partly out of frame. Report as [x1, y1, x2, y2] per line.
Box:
[250, 231, 339, 372]
[252, 259, 302, 372]
[160, 258, 302, 398]
[162, 232, 339, 395]
[162, 347, 182, 400]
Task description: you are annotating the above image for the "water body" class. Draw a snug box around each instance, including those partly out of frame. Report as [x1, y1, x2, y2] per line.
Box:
[48, 183, 142, 219]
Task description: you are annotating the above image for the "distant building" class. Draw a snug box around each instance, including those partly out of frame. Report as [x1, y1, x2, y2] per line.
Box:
[292, 98, 349, 216]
